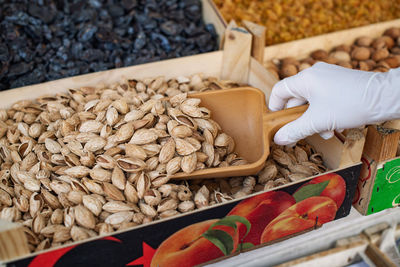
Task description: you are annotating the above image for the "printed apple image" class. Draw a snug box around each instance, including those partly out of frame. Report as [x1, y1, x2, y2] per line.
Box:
[151, 218, 241, 267]
[227, 191, 295, 245]
[260, 196, 338, 244]
[295, 173, 346, 208]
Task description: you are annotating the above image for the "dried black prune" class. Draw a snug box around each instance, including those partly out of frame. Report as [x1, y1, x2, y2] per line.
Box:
[7, 62, 33, 77]
[0, 44, 9, 62]
[108, 5, 124, 18]
[134, 31, 147, 50]
[0, 0, 218, 90]
[77, 25, 98, 42]
[160, 21, 181, 36]
[28, 4, 56, 24]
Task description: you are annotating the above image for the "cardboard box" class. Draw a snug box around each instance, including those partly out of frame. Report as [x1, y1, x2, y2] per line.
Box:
[0, 51, 362, 266]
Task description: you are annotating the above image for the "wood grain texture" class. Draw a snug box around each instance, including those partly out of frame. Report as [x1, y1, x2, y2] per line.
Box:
[307, 128, 364, 170]
[219, 20, 238, 50]
[0, 220, 30, 261]
[353, 154, 378, 215]
[243, 20, 266, 63]
[365, 243, 397, 267]
[248, 58, 278, 102]
[363, 125, 400, 162]
[221, 27, 252, 83]
[339, 128, 367, 169]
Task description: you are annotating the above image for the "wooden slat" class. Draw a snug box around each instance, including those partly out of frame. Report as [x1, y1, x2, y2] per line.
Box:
[219, 20, 238, 50]
[363, 125, 400, 162]
[0, 220, 30, 261]
[362, 222, 390, 244]
[248, 58, 278, 103]
[243, 20, 266, 63]
[365, 243, 397, 267]
[306, 133, 347, 170]
[201, 0, 227, 46]
[339, 128, 367, 168]
[353, 154, 379, 215]
[221, 26, 252, 83]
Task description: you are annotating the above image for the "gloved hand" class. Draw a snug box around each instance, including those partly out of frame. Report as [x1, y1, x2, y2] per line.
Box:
[269, 62, 400, 145]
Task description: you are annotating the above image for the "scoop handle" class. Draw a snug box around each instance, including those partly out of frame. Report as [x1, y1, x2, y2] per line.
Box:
[263, 105, 308, 142]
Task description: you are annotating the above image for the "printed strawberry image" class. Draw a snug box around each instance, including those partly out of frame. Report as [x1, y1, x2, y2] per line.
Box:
[295, 173, 346, 208]
[260, 196, 338, 244]
[227, 191, 295, 245]
[151, 216, 250, 267]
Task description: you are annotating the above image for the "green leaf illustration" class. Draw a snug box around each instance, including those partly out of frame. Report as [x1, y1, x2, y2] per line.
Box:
[210, 219, 237, 232]
[293, 180, 329, 203]
[209, 215, 251, 239]
[228, 215, 251, 239]
[202, 229, 234, 256]
[236, 242, 255, 252]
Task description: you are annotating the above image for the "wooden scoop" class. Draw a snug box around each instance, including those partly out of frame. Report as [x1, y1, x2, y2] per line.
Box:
[171, 87, 307, 180]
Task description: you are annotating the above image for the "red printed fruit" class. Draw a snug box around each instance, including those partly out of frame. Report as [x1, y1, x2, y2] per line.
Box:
[151, 219, 239, 267]
[260, 196, 337, 244]
[296, 173, 346, 208]
[227, 191, 295, 245]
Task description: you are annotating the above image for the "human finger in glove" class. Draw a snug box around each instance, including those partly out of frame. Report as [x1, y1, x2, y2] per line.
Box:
[269, 62, 400, 146]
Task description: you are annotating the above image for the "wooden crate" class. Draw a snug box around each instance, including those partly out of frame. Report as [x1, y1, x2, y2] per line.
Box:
[201, 0, 227, 43]
[353, 125, 400, 215]
[263, 19, 400, 62]
[0, 50, 362, 266]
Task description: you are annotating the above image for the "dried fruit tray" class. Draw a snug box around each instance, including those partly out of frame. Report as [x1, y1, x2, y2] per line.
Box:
[0, 51, 361, 266]
[263, 19, 400, 63]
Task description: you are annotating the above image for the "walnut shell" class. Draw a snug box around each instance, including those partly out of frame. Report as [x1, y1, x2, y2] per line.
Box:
[358, 61, 370, 71]
[301, 57, 316, 65]
[279, 64, 298, 78]
[373, 66, 389, 72]
[391, 47, 400, 55]
[383, 27, 400, 39]
[372, 39, 386, 50]
[310, 49, 329, 60]
[356, 36, 373, 47]
[365, 59, 377, 69]
[373, 36, 394, 49]
[372, 48, 389, 62]
[381, 36, 395, 49]
[384, 56, 400, 68]
[323, 56, 338, 64]
[337, 61, 353, 69]
[281, 57, 300, 66]
[351, 47, 370, 61]
[334, 44, 351, 53]
[377, 60, 390, 69]
[330, 51, 351, 62]
[299, 63, 311, 71]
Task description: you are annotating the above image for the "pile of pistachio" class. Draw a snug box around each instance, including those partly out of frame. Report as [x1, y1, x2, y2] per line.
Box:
[0, 74, 326, 253]
[191, 140, 327, 204]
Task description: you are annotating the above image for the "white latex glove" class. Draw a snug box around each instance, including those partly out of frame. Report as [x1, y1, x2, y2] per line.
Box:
[269, 62, 400, 145]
